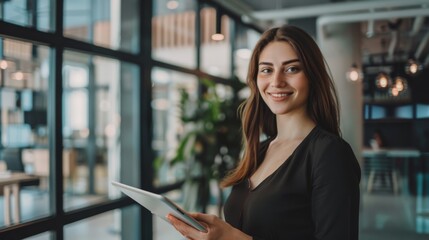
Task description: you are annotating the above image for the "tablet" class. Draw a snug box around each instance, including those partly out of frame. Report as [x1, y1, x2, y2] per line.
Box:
[111, 181, 207, 232]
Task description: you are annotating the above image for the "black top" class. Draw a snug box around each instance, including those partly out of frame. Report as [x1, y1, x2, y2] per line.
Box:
[224, 126, 361, 240]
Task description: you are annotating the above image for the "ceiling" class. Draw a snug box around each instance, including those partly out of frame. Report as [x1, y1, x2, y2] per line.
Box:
[214, 0, 429, 66]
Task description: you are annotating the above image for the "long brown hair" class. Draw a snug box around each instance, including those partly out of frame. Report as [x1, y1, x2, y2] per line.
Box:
[221, 25, 340, 188]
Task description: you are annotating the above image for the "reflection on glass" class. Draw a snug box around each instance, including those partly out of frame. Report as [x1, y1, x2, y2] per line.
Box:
[24, 231, 52, 240]
[416, 104, 429, 119]
[152, 67, 198, 187]
[0, 0, 52, 31]
[234, 23, 260, 82]
[63, 51, 139, 210]
[0, 37, 50, 228]
[63, 0, 140, 53]
[200, 6, 232, 78]
[64, 205, 139, 239]
[152, 0, 196, 68]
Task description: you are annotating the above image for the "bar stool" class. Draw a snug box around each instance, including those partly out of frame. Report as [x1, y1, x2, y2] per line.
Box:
[366, 152, 400, 194]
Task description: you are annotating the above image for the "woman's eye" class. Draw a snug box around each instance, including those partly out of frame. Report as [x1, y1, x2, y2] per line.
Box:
[286, 66, 299, 73]
[259, 68, 271, 73]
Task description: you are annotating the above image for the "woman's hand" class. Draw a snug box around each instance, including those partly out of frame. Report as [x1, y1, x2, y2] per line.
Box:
[167, 213, 252, 240]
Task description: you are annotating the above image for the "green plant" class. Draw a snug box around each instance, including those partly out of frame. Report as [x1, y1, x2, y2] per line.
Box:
[171, 77, 245, 213]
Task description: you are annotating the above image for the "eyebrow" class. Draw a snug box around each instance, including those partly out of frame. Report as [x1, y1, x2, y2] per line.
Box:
[258, 59, 300, 66]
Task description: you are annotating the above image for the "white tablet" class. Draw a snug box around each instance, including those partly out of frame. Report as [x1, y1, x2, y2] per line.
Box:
[111, 181, 207, 232]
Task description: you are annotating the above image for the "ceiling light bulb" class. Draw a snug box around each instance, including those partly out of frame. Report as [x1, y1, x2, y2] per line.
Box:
[211, 33, 224, 41]
[14, 71, 24, 81]
[166, 0, 179, 10]
[0, 60, 8, 70]
[375, 72, 391, 89]
[405, 58, 422, 75]
[346, 64, 362, 82]
[390, 87, 399, 97]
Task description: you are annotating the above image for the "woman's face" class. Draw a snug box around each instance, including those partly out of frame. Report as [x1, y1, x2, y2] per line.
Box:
[256, 41, 310, 116]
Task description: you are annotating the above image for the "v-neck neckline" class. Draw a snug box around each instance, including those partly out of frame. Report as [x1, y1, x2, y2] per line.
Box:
[248, 126, 318, 192]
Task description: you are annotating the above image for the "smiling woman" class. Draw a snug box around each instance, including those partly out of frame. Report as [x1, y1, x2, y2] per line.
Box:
[168, 24, 361, 240]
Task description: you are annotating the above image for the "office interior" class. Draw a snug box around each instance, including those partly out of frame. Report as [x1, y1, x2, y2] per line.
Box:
[0, 0, 428, 239]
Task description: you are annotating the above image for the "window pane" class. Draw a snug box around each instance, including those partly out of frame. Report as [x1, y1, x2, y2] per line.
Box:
[64, 0, 140, 53]
[417, 104, 429, 118]
[152, 67, 198, 187]
[0, 0, 52, 31]
[64, 205, 140, 240]
[63, 51, 140, 210]
[200, 6, 232, 78]
[0, 38, 50, 227]
[152, 0, 196, 68]
[395, 105, 413, 119]
[23, 232, 53, 240]
[234, 23, 260, 82]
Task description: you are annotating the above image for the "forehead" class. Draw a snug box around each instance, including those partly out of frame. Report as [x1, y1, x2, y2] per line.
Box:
[259, 41, 297, 62]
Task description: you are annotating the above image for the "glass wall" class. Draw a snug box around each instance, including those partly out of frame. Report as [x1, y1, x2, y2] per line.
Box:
[152, 67, 198, 187]
[0, 0, 261, 239]
[152, 0, 197, 68]
[64, 205, 140, 240]
[0, 0, 52, 31]
[200, 5, 232, 78]
[64, 0, 140, 53]
[62, 51, 140, 210]
[0, 37, 51, 227]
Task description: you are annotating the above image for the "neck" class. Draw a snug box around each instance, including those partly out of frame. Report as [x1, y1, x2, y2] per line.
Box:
[275, 110, 316, 141]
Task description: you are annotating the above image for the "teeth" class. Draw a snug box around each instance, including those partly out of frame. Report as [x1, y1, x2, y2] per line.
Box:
[271, 93, 291, 97]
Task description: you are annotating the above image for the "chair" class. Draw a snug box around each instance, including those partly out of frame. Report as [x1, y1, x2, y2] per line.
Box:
[365, 152, 400, 194]
[1, 148, 40, 189]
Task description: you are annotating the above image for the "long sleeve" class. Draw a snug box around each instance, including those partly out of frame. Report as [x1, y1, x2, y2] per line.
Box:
[311, 139, 361, 240]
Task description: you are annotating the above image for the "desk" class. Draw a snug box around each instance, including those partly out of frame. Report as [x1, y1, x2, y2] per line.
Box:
[362, 148, 421, 158]
[362, 148, 422, 195]
[0, 172, 39, 225]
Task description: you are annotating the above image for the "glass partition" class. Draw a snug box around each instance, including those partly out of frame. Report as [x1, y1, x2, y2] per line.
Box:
[152, 0, 197, 68]
[64, 0, 140, 53]
[0, 37, 50, 228]
[151, 67, 198, 187]
[62, 51, 140, 210]
[200, 5, 232, 78]
[234, 23, 260, 82]
[64, 205, 140, 240]
[0, 0, 52, 31]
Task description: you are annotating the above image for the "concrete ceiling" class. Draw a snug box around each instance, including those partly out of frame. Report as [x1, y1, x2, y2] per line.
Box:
[215, 0, 429, 65]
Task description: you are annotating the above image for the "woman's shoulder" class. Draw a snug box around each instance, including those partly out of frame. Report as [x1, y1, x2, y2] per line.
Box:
[311, 126, 350, 148]
[308, 126, 356, 160]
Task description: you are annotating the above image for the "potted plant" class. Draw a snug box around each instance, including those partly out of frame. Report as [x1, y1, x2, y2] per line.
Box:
[168, 77, 246, 214]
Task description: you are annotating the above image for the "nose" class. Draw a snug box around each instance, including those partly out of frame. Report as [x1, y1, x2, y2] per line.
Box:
[270, 71, 286, 88]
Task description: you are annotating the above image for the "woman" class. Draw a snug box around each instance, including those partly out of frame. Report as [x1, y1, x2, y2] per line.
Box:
[168, 24, 361, 240]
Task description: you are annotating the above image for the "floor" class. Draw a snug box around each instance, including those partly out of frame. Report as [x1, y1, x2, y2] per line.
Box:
[1, 165, 428, 240]
[0, 188, 427, 240]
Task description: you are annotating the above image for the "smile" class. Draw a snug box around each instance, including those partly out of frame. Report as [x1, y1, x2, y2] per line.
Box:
[269, 92, 293, 97]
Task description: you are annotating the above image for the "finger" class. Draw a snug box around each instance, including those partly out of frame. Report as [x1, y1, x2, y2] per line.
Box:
[167, 215, 195, 236]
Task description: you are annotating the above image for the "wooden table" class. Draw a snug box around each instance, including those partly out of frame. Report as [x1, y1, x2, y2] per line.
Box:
[0, 172, 39, 225]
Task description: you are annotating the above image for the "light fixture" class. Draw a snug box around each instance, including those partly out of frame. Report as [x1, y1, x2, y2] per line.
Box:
[0, 60, 8, 69]
[388, 76, 408, 97]
[393, 76, 408, 93]
[0, 59, 15, 70]
[166, 0, 179, 10]
[346, 64, 362, 82]
[211, 9, 224, 41]
[11, 70, 32, 81]
[375, 72, 391, 89]
[404, 58, 423, 75]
